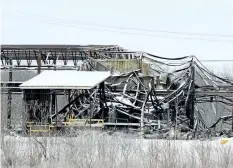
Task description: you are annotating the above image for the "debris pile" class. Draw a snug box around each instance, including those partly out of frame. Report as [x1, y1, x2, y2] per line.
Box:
[49, 53, 233, 138]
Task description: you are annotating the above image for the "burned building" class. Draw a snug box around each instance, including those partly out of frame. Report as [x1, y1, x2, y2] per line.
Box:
[1, 45, 233, 137]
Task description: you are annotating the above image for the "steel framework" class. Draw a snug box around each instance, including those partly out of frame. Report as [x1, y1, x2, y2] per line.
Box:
[1, 45, 233, 138]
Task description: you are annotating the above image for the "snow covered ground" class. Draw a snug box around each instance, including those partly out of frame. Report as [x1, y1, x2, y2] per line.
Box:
[1, 131, 233, 168]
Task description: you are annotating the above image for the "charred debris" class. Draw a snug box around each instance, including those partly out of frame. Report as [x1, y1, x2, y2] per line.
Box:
[1, 45, 233, 139]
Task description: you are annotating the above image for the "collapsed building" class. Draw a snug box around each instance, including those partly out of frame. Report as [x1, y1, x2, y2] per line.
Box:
[1, 45, 233, 138]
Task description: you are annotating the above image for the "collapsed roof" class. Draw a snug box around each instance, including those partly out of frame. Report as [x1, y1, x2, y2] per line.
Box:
[1, 44, 233, 138]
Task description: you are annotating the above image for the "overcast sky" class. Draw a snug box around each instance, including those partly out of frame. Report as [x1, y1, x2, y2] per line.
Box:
[1, 0, 233, 67]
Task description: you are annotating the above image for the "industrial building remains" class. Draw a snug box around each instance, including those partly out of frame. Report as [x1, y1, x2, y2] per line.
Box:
[1, 45, 233, 138]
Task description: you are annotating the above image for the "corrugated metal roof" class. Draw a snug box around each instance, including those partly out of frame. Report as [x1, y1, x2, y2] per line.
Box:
[19, 71, 111, 90]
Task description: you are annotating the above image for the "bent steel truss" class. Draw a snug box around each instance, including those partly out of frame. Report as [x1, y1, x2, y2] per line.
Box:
[1, 45, 233, 138]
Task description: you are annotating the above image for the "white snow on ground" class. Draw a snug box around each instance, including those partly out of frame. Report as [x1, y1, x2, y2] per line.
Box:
[1, 131, 233, 168]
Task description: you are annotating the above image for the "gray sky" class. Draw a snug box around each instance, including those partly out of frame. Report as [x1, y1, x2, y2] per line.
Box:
[1, 0, 233, 64]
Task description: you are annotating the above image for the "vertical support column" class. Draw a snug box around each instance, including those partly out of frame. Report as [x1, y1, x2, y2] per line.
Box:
[175, 97, 178, 139]
[97, 82, 108, 121]
[99, 83, 104, 119]
[21, 90, 27, 135]
[140, 105, 145, 133]
[49, 93, 52, 124]
[36, 51, 41, 75]
[55, 93, 58, 128]
[90, 101, 93, 128]
[232, 106, 233, 132]
[167, 108, 170, 127]
[68, 89, 71, 118]
[88, 50, 92, 59]
[140, 92, 149, 134]
[190, 59, 195, 129]
[51, 90, 56, 123]
[139, 52, 143, 72]
[35, 50, 41, 125]
[7, 59, 12, 128]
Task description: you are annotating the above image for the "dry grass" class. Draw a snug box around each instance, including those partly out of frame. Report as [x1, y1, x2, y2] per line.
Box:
[1, 131, 233, 168]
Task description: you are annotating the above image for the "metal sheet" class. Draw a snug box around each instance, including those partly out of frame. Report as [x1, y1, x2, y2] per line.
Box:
[19, 71, 111, 90]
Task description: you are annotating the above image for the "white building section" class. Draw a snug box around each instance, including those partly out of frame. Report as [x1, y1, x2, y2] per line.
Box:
[19, 71, 111, 90]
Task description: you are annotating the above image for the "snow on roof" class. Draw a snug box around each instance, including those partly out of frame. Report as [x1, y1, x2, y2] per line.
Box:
[19, 71, 111, 90]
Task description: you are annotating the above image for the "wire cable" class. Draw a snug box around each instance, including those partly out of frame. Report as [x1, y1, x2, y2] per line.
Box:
[6, 11, 233, 38]
[4, 12, 233, 43]
[195, 59, 233, 84]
